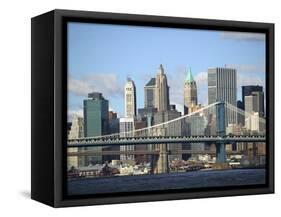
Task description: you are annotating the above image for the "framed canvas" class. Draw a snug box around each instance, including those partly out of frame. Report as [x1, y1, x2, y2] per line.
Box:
[31, 9, 274, 207]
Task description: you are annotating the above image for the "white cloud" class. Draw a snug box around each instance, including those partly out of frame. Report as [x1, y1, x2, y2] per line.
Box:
[68, 109, 83, 122]
[168, 66, 186, 107]
[221, 32, 265, 41]
[194, 72, 208, 105]
[68, 73, 123, 99]
[226, 64, 265, 74]
[237, 74, 265, 87]
[195, 71, 208, 87]
[68, 78, 95, 96]
[171, 102, 184, 115]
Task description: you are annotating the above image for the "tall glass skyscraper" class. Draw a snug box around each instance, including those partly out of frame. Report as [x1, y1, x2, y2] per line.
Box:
[208, 67, 237, 125]
[83, 92, 109, 164]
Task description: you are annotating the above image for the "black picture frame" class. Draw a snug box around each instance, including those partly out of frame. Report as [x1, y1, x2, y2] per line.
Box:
[31, 9, 274, 207]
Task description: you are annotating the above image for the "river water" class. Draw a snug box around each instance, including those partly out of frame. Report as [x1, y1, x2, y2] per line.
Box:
[68, 169, 266, 195]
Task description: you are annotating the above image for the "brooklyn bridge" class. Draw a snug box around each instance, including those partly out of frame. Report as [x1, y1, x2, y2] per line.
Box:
[67, 101, 266, 173]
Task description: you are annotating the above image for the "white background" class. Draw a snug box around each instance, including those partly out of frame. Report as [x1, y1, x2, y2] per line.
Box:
[0, 0, 279, 216]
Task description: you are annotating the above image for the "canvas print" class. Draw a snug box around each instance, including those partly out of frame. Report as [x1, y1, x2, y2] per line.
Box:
[66, 22, 266, 196]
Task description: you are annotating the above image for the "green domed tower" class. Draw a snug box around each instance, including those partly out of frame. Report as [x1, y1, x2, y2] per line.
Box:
[184, 68, 198, 114]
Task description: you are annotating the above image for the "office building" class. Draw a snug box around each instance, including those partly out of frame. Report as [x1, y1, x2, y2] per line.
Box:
[245, 91, 265, 133]
[124, 78, 137, 118]
[134, 119, 148, 163]
[68, 115, 84, 168]
[119, 117, 135, 161]
[245, 91, 264, 117]
[242, 85, 263, 110]
[68, 115, 84, 139]
[106, 111, 120, 161]
[155, 64, 170, 112]
[84, 92, 109, 164]
[208, 67, 237, 125]
[144, 78, 156, 108]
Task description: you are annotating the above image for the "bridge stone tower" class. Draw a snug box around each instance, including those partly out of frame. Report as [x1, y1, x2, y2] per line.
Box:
[157, 143, 169, 173]
[151, 127, 169, 174]
[216, 101, 226, 163]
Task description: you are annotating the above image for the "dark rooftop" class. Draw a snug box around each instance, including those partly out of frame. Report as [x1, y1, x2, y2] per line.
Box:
[145, 78, 156, 87]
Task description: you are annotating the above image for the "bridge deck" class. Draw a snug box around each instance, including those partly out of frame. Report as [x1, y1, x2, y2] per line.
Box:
[67, 135, 266, 147]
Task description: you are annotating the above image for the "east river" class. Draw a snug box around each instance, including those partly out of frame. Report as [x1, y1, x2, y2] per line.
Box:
[68, 169, 266, 195]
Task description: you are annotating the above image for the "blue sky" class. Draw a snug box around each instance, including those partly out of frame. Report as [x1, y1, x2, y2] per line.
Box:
[67, 22, 266, 120]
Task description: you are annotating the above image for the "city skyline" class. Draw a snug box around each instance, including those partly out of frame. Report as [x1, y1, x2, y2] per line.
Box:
[67, 22, 266, 120]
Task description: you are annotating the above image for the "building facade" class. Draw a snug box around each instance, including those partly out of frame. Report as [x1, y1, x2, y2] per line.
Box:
[208, 67, 237, 125]
[155, 64, 170, 112]
[184, 68, 198, 114]
[245, 91, 264, 117]
[68, 115, 84, 168]
[245, 91, 265, 133]
[68, 115, 84, 139]
[119, 117, 135, 161]
[107, 111, 120, 161]
[83, 92, 109, 164]
[242, 85, 263, 110]
[144, 78, 156, 108]
[124, 78, 137, 118]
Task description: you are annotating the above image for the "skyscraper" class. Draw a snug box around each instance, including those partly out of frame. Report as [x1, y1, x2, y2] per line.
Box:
[208, 67, 237, 124]
[107, 111, 120, 161]
[245, 91, 264, 117]
[242, 85, 263, 110]
[119, 117, 135, 160]
[68, 115, 84, 139]
[144, 78, 156, 108]
[83, 92, 109, 164]
[124, 78, 137, 118]
[237, 100, 244, 125]
[155, 64, 170, 112]
[184, 68, 198, 114]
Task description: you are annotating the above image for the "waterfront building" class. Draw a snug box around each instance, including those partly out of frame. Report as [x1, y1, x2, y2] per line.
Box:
[137, 107, 157, 164]
[134, 119, 148, 163]
[245, 112, 262, 132]
[68, 115, 84, 139]
[68, 115, 84, 168]
[108, 111, 119, 134]
[84, 92, 109, 164]
[208, 67, 237, 125]
[124, 78, 137, 118]
[183, 113, 207, 156]
[184, 68, 198, 114]
[107, 111, 120, 161]
[119, 117, 135, 161]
